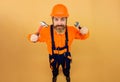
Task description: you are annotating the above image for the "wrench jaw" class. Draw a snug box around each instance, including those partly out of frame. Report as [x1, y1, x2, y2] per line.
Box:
[74, 22, 80, 27]
[40, 21, 48, 27]
[74, 22, 81, 29]
[36, 21, 48, 36]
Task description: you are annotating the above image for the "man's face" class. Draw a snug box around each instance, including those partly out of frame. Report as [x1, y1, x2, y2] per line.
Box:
[53, 17, 67, 34]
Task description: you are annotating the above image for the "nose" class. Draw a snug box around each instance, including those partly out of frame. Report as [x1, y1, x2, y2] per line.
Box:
[57, 20, 63, 25]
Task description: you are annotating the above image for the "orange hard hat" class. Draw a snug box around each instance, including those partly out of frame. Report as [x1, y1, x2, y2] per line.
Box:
[50, 4, 69, 17]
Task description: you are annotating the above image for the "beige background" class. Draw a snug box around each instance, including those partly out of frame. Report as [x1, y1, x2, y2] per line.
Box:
[0, 0, 120, 82]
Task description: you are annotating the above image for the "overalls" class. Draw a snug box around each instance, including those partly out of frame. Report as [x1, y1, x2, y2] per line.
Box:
[49, 25, 72, 78]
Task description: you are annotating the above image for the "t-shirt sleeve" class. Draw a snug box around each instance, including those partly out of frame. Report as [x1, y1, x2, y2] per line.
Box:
[38, 27, 47, 42]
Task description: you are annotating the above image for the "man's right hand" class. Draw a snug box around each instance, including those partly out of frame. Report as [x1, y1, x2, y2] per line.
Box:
[30, 34, 39, 42]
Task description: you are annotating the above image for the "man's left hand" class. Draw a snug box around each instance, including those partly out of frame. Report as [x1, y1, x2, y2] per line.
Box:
[80, 27, 89, 35]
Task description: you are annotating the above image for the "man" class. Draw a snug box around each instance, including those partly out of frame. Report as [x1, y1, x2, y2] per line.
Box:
[28, 4, 89, 82]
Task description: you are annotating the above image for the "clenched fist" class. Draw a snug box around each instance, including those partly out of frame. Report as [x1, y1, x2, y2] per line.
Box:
[80, 27, 89, 35]
[30, 34, 39, 42]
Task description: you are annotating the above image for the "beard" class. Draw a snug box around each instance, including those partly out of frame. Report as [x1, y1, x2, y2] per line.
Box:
[54, 25, 66, 34]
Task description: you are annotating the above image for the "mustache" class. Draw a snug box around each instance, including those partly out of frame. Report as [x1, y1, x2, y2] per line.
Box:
[54, 25, 65, 28]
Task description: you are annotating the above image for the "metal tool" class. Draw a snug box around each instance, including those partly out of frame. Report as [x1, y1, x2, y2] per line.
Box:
[36, 21, 48, 35]
[40, 21, 48, 27]
[74, 22, 82, 29]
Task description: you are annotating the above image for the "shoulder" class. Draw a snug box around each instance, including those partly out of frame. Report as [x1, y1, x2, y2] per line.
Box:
[39, 26, 51, 36]
[67, 25, 78, 32]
